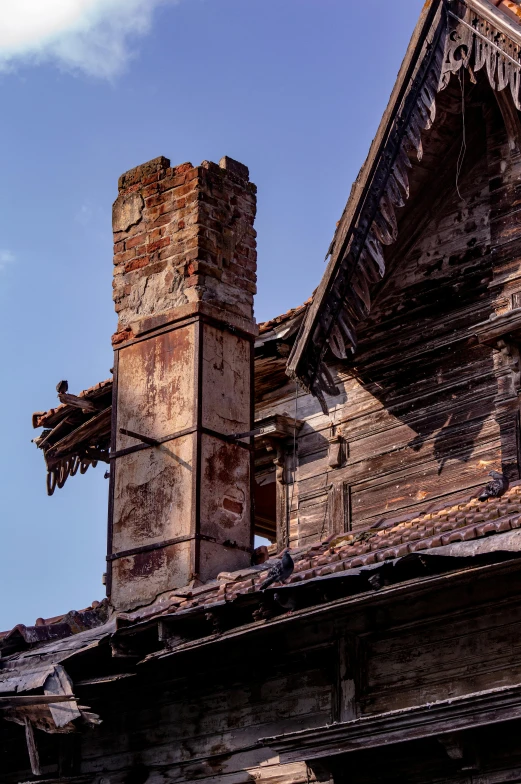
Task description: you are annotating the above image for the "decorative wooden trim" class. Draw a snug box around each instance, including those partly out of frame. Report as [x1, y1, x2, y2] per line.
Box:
[261, 682, 521, 763]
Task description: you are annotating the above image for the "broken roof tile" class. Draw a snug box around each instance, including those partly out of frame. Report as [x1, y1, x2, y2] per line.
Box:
[257, 299, 311, 336]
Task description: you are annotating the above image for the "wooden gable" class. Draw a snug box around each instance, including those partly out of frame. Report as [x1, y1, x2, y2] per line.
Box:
[272, 0, 521, 543]
[288, 0, 521, 409]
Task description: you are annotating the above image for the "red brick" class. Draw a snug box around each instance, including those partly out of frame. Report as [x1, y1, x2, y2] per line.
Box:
[126, 234, 146, 250]
[174, 162, 193, 176]
[113, 249, 136, 265]
[147, 236, 171, 253]
[124, 257, 149, 274]
[111, 327, 134, 346]
[142, 183, 159, 199]
[141, 172, 160, 186]
[152, 212, 175, 228]
[145, 193, 164, 209]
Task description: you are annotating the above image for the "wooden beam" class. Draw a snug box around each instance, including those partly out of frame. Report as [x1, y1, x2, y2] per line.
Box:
[47, 407, 112, 458]
[57, 393, 100, 412]
[0, 695, 75, 707]
[261, 682, 521, 763]
[24, 717, 41, 777]
[141, 558, 521, 664]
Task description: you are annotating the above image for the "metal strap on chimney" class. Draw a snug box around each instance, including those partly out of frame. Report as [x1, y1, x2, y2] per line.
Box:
[107, 533, 253, 562]
[110, 425, 254, 460]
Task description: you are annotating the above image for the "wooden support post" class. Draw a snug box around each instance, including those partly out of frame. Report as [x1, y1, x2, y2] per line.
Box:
[24, 717, 41, 777]
[275, 445, 289, 551]
[333, 634, 359, 724]
[330, 483, 351, 536]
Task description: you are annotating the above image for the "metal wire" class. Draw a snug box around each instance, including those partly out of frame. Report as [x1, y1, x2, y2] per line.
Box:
[287, 381, 300, 547]
[456, 68, 467, 202]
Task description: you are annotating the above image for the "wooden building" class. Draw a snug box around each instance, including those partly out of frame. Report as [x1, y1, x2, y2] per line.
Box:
[5, 1, 521, 783]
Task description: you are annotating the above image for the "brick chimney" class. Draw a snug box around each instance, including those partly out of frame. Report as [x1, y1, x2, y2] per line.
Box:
[107, 155, 257, 611]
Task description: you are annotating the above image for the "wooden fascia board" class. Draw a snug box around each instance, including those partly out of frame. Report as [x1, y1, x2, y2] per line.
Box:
[261, 682, 521, 762]
[287, 0, 444, 383]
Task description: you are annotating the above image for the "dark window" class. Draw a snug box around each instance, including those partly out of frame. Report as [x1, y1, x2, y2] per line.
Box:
[254, 468, 277, 543]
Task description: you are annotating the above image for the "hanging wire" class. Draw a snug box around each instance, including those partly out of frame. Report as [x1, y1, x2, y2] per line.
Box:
[456, 68, 467, 201]
[288, 381, 299, 546]
[320, 407, 338, 542]
[319, 471, 331, 542]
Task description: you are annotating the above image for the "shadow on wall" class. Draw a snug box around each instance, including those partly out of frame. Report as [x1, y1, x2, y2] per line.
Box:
[318, 81, 515, 526]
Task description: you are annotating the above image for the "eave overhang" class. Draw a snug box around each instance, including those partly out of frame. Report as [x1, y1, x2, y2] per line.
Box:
[287, 0, 521, 412]
[121, 540, 521, 665]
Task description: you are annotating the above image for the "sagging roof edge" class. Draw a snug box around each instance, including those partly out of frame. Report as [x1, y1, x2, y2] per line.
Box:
[3, 528, 521, 680]
[286, 0, 521, 408]
[1, 550, 515, 739]
[5, 480, 521, 656]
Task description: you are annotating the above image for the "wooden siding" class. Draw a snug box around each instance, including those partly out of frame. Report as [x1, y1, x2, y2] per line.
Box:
[256, 85, 521, 548]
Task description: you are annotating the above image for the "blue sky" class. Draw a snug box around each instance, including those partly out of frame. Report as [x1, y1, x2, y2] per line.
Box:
[0, 0, 424, 629]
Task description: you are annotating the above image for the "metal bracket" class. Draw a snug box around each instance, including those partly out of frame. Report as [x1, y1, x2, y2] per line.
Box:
[119, 428, 160, 446]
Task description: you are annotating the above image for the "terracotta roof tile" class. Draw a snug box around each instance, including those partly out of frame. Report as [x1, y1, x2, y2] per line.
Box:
[257, 299, 311, 335]
[102, 487, 521, 630]
[33, 378, 113, 429]
[492, 0, 521, 24]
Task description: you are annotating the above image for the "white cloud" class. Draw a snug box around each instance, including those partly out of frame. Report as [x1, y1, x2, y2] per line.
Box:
[75, 203, 93, 225]
[0, 250, 15, 271]
[0, 0, 174, 79]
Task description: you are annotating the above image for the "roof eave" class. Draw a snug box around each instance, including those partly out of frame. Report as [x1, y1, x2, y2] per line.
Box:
[287, 0, 521, 404]
[287, 0, 445, 388]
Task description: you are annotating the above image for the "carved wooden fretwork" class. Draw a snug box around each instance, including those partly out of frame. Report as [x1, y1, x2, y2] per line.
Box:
[289, 0, 521, 412]
[441, 3, 521, 108]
